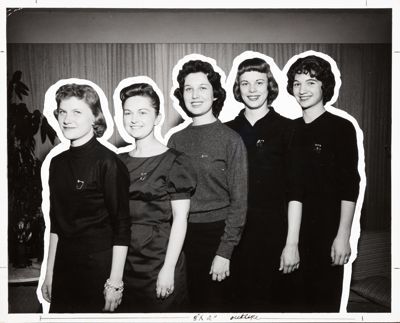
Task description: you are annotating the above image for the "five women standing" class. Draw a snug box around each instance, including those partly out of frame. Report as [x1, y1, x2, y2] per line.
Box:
[41, 53, 360, 313]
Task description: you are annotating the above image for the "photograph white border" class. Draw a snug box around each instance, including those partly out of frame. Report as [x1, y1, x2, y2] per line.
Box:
[1, 1, 399, 322]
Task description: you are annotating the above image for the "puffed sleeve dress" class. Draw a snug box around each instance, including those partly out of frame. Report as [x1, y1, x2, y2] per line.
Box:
[119, 148, 197, 312]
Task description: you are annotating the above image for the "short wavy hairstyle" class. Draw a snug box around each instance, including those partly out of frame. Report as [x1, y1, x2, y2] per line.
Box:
[233, 57, 279, 106]
[286, 55, 335, 105]
[120, 83, 161, 115]
[173, 60, 226, 118]
[55, 83, 106, 137]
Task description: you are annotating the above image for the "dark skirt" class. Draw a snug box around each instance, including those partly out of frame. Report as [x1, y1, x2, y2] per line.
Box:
[230, 206, 288, 312]
[184, 220, 231, 312]
[120, 222, 188, 312]
[290, 195, 344, 312]
[50, 245, 112, 313]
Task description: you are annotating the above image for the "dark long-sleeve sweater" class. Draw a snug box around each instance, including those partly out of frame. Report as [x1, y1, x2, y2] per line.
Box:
[226, 107, 293, 209]
[49, 136, 131, 255]
[168, 120, 248, 259]
[288, 111, 360, 203]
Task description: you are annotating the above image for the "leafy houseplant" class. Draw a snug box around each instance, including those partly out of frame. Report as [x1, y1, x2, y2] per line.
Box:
[8, 71, 57, 268]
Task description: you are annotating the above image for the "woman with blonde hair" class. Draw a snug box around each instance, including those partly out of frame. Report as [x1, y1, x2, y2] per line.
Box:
[41, 83, 130, 313]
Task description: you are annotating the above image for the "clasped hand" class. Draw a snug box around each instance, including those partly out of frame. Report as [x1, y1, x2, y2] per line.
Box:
[156, 265, 175, 299]
[103, 282, 123, 312]
[279, 244, 300, 274]
[209, 255, 230, 281]
[331, 236, 351, 265]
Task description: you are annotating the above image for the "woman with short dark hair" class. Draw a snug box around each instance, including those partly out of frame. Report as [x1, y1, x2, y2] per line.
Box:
[168, 59, 248, 311]
[283, 55, 360, 311]
[41, 83, 130, 313]
[118, 82, 196, 312]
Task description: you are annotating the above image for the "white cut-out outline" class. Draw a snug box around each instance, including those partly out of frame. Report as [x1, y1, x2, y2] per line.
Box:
[282, 50, 367, 313]
[113, 76, 166, 152]
[222, 50, 301, 123]
[37, 79, 115, 314]
[163, 53, 227, 144]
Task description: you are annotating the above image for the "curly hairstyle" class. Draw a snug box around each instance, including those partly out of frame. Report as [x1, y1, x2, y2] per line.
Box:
[55, 83, 106, 137]
[233, 57, 279, 106]
[120, 83, 161, 115]
[286, 55, 335, 105]
[173, 60, 226, 118]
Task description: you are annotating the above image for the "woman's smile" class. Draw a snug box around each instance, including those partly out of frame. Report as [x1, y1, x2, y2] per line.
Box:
[183, 72, 215, 118]
[239, 71, 269, 110]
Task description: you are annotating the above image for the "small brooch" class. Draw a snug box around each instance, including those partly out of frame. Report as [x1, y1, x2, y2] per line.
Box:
[139, 172, 147, 181]
[76, 180, 85, 190]
[256, 139, 264, 148]
[313, 143, 322, 154]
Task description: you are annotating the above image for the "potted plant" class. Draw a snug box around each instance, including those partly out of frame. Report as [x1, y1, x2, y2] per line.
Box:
[8, 71, 57, 268]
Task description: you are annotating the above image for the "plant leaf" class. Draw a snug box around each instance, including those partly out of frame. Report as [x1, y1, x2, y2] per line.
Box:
[12, 71, 22, 83]
[40, 116, 58, 145]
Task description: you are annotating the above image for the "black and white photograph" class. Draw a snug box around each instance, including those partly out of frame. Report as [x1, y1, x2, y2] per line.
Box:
[1, 1, 399, 322]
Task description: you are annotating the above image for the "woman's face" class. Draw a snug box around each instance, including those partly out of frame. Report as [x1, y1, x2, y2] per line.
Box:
[239, 71, 269, 110]
[58, 97, 95, 146]
[123, 95, 159, 140]
[183, 72, 216, 118]
[292, 72, 324, 110]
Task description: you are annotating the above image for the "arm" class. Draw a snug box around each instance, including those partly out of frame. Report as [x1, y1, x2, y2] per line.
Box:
[103, 245, 128, 311]
[41, 233, 58, 303]
[331, 200, 355, 265]
[211, 135, 248, 281]
[102, 158, 131, 311]
[331, 120, 360, 266]
[280, 201, 302, 274]
[156, 199, 190, 298]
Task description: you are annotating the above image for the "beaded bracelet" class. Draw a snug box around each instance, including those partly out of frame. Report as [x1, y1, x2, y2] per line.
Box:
[104, 278, 124, 293]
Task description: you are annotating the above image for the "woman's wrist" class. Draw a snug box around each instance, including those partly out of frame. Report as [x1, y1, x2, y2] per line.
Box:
[104, 278, 124, 293]
[335, 229, 351, 240]
[162, 262, 176, 271]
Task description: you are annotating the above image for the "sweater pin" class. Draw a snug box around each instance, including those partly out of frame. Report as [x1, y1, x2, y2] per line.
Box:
[313, 143, 322, 154]
[76, 179, 85, 190]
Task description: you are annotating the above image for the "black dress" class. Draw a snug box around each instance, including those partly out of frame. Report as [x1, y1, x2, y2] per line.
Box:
[226, 107, 293, 311]
[119, 149, 196, 312]
[288, 111, 360, 312]
[48, 136, 131, 313]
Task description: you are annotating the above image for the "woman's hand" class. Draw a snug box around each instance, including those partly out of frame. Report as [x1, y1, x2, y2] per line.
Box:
[41, 274, 53, 303]
[156, 265, 175, 299]
[279, 244, 300, 274]
[103, 279, 123, 312]
[209, 255, 230, 282]
[331, 235, 351, 266]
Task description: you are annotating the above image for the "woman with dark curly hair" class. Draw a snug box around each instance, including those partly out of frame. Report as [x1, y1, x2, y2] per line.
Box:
[117, 82, 196, 312]
[168, 59, 248, 311]
[41, 83, 130, 313]
[283, 55, 360, 311]
[226, 57, 294, 311]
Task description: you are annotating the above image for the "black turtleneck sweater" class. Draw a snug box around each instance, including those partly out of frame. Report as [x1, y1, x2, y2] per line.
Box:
[48, 136, 131, 255]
